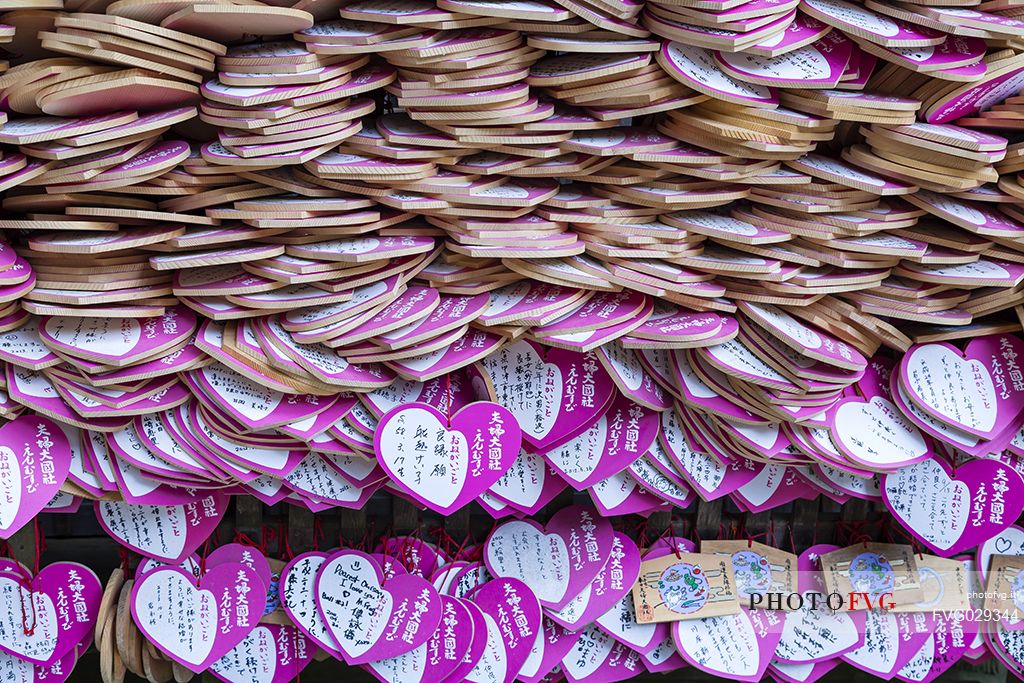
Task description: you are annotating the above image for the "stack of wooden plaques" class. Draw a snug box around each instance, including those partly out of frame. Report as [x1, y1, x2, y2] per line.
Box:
[200, 44, 387, 168]
[10, 1, 1024, 680]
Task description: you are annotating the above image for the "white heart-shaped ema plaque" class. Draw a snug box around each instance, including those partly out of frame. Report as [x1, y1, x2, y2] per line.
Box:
[375, 401, 521, 514]
[0, 577, 58, 665]
[882, 458, 968, 552]
[481, 341, 561, 442]
[131, 563, 267, 673]
[380, 405, 468, 511]
[829, 396, 930, 471]
[484, 520, 570, 607]
[900, 343, 996, 435]
[314, 549, 442, 665]
[132, 569, 217, 668]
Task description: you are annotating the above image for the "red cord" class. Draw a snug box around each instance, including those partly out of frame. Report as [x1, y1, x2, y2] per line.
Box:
[19, 586, 35, 637]
[198, 538, 211, 586]
[282, 532, 294, 561]
[312, 517, 324, 552]
[20, 522, 40, 637]
[32, 519, 42, 577]
[445, 373, 452, 426]
[119, 548, 131, 578]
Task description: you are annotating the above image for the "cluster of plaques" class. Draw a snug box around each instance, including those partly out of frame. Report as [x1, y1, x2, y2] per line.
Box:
[62, 507, 1024, 683]
[0, 0, 1024, 679]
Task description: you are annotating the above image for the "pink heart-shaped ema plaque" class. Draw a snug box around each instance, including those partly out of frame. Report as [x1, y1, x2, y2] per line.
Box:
[480, 340, 615, 452]
[209, 624, 315, 683]
[673, 607, 782, 683]
[279, 552, 343, 660]
[882, 456, 1024, 557]
[546, 532, 641, 631]
[95, 495, 230, 563]
[0, 645, 79, 682]
[826, 395, 931, 471]
[896, 611, 973, 683]
[366, 594, 474, 683]
[561, 622, 645, 683]
[541, 395, 658, 491]
[485, 505, 614, 611]
[131, 564, 267, 673]
[470, 577, 543, 683]
[375, 401, 522, 514]
[842, 610, 932, 679]
[0, 415, 71, 539]
[899, 335, 1024, 441]
[0, 562, 101, 667]
[315, 550, 442, 665]
[39, 306, 197, 366]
